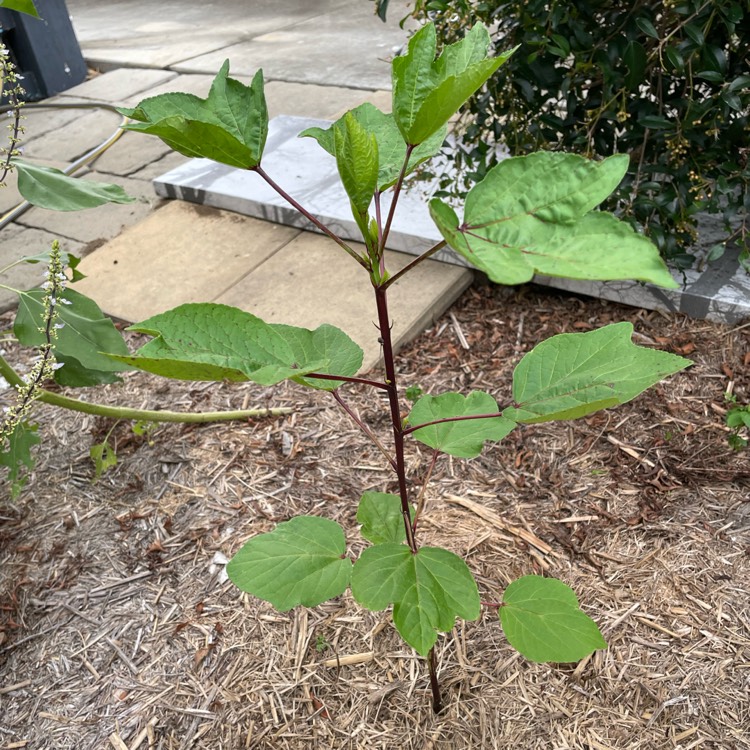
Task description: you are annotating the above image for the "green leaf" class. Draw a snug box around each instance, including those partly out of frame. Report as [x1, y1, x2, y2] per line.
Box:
[90, 439, 117, 481]
[636, 17, 659, 39]
[623, 40, 647, 90]
[14, 288, 132, 386]
[503, 322, 691, 423]
[392, 23, 515, 144]
[357, 492, 413, 544]
[12, 160, 135, 212]
[0, 0, 38, 17]
[351, 543, 480, 656]
[300, 103, 446, 191]
[0, 421, 40, 499]
[333, 112, 379, 216]
[120, 63, 268, 169]
[407, 391, 516, 458]
[19, 250, 85, 282]
[226, 516, 352, 610]
[430, 152, 677, 289]
[500, 576, 606, 662]
[106, 303, 362, 388]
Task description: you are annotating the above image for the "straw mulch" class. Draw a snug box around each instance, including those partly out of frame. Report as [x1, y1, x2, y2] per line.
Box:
[1, 281, 748, 750]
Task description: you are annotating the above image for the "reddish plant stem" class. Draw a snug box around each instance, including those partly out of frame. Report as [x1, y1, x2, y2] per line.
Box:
[254, 165, 368, 269]
[382, 239, 447, 290]
[331, 390, 397, 472]
[428, 647, 443, 713]
[379, 145, 415, 253]
[305, 372, 390, 390]
[373, 284, 416, 553]
[402, 410, 512, 436]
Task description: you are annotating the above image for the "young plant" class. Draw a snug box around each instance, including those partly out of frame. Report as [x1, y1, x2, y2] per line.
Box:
[725, 393, 750, 450]
[114, 23, 690, 712]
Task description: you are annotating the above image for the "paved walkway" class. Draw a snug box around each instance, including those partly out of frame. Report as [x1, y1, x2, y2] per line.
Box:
[0, 1, 472, 370]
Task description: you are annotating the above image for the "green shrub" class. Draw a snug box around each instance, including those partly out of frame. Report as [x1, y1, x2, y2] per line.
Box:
[376, 0, 749, 270]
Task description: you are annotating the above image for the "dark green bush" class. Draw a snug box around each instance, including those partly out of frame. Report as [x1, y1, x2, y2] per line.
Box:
[374, 0, 749, 269]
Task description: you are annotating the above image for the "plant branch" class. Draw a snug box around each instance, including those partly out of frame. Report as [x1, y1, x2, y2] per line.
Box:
[331, 390, 397, 472]
[0, 353, 290, 423]
[382, 239, 448, 290]
[428, 647, 442, 714]
[254, 165, 369, 269]
[379, 145, 415, 252]
[403, 411, 511, 437]
[304, 372, 390, 390]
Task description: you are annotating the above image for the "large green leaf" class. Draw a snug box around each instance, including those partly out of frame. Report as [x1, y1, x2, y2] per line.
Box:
[13, 160, 135, 211]
[300, 103, 446, 191]
[357, 492, 413, 544]
[351, 543, 480, 656]
[430, 152, 677, 288]
[0, 0, 38, 17]
[503, 322, 691, 423]
[106, 303, 363, 388]
[500, 576, 606, 662]
[14, 288, 132, 387]
[120, 62, 268, 169]
[407, 391, 516, 458]
[392, 23, 515, 145]
[0, 421, 40, 499]
[226, 516, 352, 610]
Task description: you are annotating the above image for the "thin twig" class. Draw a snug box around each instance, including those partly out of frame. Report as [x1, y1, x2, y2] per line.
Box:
[379, 145, 415, 252]
[412, 450, 439, 533]
[382, 239, 448, 289]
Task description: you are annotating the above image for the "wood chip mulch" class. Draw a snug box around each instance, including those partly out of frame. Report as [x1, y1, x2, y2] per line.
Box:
[1, 280, 748, 750]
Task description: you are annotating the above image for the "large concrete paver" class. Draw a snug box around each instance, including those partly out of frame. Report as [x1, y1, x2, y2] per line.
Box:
[72, 201, 302, 321]
[172, 5, 403, 90]
[60, 68, 178, 103]
[67, 0, 352, 70]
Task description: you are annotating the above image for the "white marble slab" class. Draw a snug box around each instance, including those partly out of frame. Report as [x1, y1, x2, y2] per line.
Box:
[154, 116, 750, 325]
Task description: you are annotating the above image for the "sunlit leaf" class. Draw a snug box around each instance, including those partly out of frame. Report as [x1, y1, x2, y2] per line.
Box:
[106, 303, 362, 388]
[503, 322, 691, 423]
[430, 152, 677, 288]
[0, 0, 39, 17]
[500, 576, 606, 662]
[227, 516, 352, 610]
[392, 23, 515, 144]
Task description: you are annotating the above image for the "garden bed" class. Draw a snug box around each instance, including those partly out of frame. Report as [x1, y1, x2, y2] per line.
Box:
[1, 281, 748, 749]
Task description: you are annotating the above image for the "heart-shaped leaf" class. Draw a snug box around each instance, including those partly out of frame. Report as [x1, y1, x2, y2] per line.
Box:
[351, 543, 480, 656]
[430, 151, 677, 289]
[227, 516, 352, 610]
[407, 391, 516, 458]
[503, 322, 691, 423]
[106, 303, 363, 388]
[500, 576, 606, 662]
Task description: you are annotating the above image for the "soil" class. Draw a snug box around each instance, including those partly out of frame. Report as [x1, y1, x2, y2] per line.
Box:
[1, 280, 748, 750]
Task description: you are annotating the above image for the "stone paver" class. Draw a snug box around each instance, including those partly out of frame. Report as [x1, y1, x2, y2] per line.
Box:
[13, 172, 161, 246]
[171, 4, 404, 90]
[72, 201, 301, 322]
[60, 68, 178, 103]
